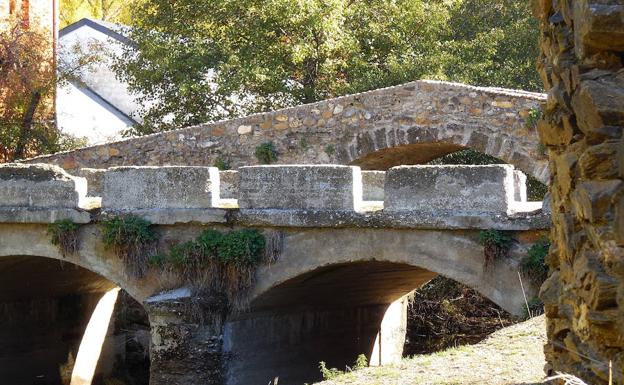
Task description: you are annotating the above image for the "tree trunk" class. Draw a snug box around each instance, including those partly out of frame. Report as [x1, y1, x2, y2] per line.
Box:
[13, 90, 41, 161]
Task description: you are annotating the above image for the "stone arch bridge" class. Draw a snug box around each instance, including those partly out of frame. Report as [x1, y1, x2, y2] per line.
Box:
[0, 163, 549, 385]
[27, 80, 549, 183]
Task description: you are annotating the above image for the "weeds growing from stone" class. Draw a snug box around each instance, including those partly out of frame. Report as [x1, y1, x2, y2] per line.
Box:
[479, 230, 513, 269]
[101, 215, 157, 278]
[214, 156, 231, 170]
[150, 228, 278, 325]
[522, 237, 550, 285]
[524, 107, 542, 130]
[255, 141, 278, 164]
[47, 219, 79, 257]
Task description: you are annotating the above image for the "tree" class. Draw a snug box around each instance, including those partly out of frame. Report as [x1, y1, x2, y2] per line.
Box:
[115, 0, 540, 135]
[116, 0, 452, 134]
[59, 0, 134, 27]
[0, 16, 91, 162]
[441, 0, 541, 92]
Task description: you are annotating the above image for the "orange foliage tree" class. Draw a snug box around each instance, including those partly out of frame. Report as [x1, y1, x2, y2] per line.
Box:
[0, 15, 59, 162]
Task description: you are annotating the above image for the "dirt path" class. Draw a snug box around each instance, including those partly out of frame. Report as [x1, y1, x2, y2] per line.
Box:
[315, 315, 547, 385]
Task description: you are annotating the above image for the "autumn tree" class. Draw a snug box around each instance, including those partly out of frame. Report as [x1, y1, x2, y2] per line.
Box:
[0, 15, 91, 162]
[0, 16, 57, 162]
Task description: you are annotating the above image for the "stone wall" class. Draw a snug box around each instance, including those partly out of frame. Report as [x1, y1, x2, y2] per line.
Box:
[25, 80, 550, 183]
[534, 1, 624, 383]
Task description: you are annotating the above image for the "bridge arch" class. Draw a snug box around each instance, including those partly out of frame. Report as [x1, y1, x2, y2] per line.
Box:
[24, 80, 549, 183]
[0, 252, 151, 385]
[224, 228, 537, 385]
[0, 223, 157, 301]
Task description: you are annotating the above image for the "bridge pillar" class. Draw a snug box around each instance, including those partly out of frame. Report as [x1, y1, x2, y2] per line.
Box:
[146, 290, 226, 385]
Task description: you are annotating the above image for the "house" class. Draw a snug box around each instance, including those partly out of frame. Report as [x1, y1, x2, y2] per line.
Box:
[57, 18, 141, 144]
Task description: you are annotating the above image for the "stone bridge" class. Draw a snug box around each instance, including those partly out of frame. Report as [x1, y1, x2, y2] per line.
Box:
[0, 162, 549, 385]
[26, 80, 549, 183]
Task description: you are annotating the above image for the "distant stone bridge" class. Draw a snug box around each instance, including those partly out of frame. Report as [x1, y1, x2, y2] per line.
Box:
[0, 163, 549, 385]
[27, 80, 549, 183]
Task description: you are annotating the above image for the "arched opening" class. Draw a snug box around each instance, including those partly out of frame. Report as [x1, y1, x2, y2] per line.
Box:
[349, 142, 464, 170]
[223, 260, 515, 385]
[0, 255, 150, 385]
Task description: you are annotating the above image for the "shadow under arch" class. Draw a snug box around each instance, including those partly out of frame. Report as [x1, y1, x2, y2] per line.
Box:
[224, 228, 536, 385]
[0, 255, 150, 385]
[335, 123, 549, 183]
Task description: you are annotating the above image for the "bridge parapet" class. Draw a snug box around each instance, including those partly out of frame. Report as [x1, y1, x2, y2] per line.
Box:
[0, 163, 549, 230]
[239, 165, 362, 210]
[0, 163, 90, 223]
[385, 165, 528, 215]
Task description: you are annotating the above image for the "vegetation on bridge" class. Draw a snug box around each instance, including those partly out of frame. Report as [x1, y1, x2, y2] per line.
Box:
[47, 219, 80, 257]
[101, 215, 158, 277]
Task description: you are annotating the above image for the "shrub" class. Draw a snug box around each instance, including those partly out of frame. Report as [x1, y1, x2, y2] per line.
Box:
[255, 141, 278, 164]
[153, 228, 269, 314]
[522, 237, 550, 285]
[324, 144, 335, 156]
[478, 230, 513, 269]
[47, 219, 79, 257]
[101, 215, 157, 277]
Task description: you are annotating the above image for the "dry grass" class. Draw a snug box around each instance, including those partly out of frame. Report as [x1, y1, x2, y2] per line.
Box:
[315, 315, 547, 385]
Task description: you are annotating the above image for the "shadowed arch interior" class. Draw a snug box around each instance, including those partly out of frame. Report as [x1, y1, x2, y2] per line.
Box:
[0, 255, 150, 385]
[349, 142, 463, 170]
[225, 261, 439, 385]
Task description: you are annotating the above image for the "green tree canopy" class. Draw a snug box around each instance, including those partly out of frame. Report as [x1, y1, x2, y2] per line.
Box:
[116, 0, 541, 135]
[60, 0, 134, 27]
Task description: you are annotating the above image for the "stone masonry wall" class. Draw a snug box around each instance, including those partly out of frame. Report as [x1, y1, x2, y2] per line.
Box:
[26, 80, 550, 183]
[534, 1, 624, 383]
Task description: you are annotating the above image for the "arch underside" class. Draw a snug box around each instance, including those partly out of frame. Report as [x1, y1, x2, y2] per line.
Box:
[0, 255, 150, 385]
[225, 228, 533, 385]
[349, 142, 463, 170]
[337, 126, 549, 183]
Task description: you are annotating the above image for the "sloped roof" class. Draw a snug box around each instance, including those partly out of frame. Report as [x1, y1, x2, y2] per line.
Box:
[59, 17, 132, 45]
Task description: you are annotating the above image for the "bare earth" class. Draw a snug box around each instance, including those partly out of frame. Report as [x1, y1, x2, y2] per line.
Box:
[315, 315, 547, 385]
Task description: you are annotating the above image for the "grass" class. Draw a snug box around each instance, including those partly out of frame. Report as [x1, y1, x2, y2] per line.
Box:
[101, 215, 157, 277]
[315, 316, 547, 385]
[47, 219, 79, 257]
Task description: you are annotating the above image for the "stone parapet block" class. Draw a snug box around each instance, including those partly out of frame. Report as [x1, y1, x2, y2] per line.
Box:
[238, 165, 362, 210]
[0, 163, 86, 208]
[102, 166, 219, 210]
[385, 165, 518, 215]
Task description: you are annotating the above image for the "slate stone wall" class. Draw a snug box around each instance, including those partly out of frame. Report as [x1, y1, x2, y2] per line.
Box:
[534, 1, 624, 382]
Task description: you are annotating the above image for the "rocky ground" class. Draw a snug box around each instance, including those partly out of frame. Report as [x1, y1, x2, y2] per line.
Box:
[314, 315, 547, 385]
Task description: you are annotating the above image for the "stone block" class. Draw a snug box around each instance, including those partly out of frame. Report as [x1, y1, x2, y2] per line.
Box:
[238, 165, 362, 210]
[385, 165, 517, 214]
[361, 171, 385, 201]
[0, 163, 86, 208]
[103, 166, 219, 210]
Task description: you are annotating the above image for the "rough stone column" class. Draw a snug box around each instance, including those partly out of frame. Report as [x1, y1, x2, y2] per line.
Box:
[146, 291, 226, 385]
[534, 1, 624, 383]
